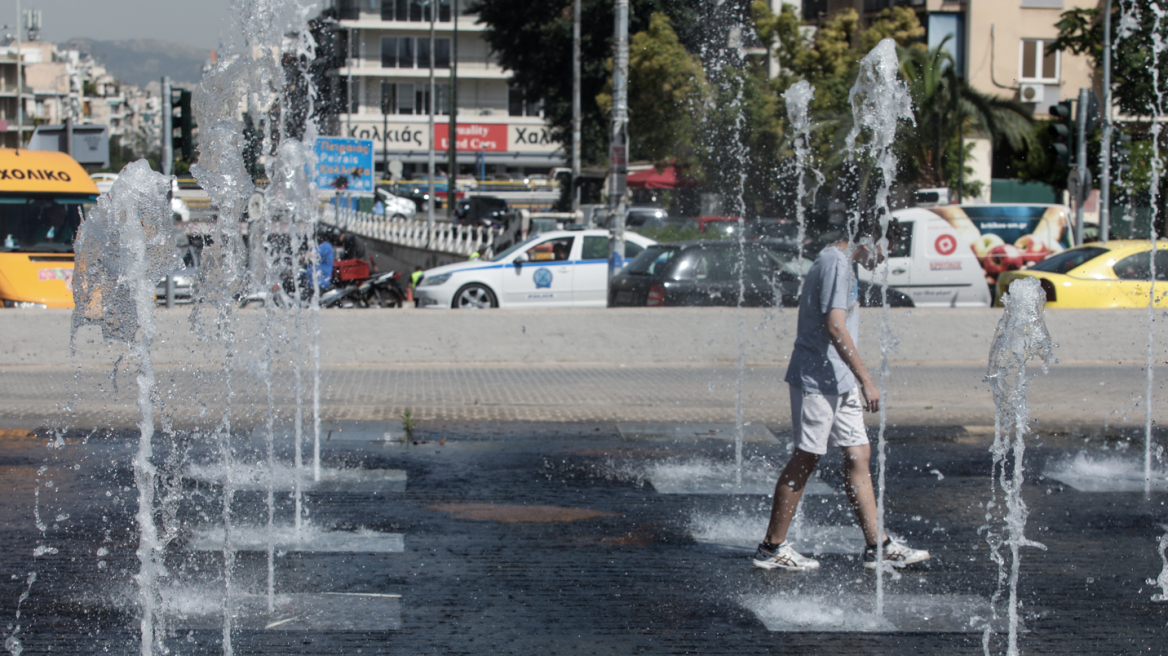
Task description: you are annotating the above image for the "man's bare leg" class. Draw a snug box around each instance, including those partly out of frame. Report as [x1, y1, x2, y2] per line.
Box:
[763, 449, 822, 545]
[842, 444, 882, 547]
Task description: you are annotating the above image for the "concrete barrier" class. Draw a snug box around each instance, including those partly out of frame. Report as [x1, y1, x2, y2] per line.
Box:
[1, 307, 1162, 368]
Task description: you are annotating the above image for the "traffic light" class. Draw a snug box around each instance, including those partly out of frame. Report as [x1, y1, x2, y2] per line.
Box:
[1048, 100, 1075, 168]
[171, 87, 195, 161]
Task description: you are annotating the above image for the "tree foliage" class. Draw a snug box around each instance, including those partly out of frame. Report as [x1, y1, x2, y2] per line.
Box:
[596, 12, 707, 166]
[1051, 2, 1168, 117]
[896, 40, 1032, 195]
[466, 0, 699, 167]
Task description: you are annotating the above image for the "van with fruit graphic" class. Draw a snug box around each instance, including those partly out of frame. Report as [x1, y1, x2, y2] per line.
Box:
[855, 208, 991, 307]
[928, 204, 1081, 286]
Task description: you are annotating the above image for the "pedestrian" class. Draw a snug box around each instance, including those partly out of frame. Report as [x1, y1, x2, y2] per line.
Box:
[303, 230, 335, 291]
[753, 214, 930, 572]
[410, 265, 424, 307]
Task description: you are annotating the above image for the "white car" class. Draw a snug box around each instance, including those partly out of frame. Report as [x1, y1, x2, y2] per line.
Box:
[376, 188, 418, 220]
[855, 207, 991, 307]
[415, 229, 656, 309]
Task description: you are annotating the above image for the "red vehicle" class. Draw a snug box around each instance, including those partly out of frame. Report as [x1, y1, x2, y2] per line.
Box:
[684, 216, 745, 238]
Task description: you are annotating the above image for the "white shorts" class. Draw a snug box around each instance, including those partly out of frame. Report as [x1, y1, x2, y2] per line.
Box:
[790, 386, 869, 456]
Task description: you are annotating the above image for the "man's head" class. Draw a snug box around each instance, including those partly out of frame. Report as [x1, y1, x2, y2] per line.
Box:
[852, 214, 904, 270]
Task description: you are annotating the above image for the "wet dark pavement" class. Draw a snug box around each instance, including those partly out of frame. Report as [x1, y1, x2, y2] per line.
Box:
[0, 421, 1165, 655]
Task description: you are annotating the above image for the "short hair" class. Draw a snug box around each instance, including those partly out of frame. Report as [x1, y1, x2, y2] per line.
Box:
[855, 214, 904, 247]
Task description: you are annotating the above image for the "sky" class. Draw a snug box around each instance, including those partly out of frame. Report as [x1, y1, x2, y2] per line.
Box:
[26, 0, 242, 50]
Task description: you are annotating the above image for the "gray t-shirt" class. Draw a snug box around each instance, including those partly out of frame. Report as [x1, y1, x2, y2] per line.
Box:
[784, 245, 859, 395]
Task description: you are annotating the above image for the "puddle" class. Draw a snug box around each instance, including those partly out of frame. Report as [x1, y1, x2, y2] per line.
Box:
[744, 593, 1000, 633]
[188, 525, 404, 553]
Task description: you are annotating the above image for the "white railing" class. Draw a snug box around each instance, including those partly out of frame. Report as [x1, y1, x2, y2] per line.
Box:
[320, 205, 503, 258]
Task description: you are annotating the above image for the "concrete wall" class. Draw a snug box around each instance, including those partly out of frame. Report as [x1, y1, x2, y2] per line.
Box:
[3, 307, 1164, 368]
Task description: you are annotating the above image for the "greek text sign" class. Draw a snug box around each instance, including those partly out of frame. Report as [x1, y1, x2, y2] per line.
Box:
[315, 137, 375, 193]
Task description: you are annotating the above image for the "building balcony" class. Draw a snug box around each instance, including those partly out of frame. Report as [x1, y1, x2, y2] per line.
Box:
[337, 14, 483, 33]
[334, 59, 507, 80]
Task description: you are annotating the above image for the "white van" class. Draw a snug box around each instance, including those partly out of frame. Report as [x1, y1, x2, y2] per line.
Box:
[856, 207, 991, 307]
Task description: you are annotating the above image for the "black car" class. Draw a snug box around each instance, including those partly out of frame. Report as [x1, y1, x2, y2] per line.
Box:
[608, 241, 913, 308]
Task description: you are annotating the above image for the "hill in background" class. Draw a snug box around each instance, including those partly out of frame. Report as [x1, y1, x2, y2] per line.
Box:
[62, 38, 210, 88]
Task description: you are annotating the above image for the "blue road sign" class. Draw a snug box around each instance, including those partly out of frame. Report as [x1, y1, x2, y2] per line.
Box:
[315, 137, 374, 194]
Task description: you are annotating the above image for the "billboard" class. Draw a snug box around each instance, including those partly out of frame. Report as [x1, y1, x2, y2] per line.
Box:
[930, 204, 1089, 284]
[315, 137, 374, 194]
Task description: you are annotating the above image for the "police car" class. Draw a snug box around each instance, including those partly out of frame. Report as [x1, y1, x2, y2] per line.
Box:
[414, 229, 657, 309]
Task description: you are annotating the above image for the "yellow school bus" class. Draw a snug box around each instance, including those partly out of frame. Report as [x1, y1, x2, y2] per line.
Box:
[0, 148, 98, 308]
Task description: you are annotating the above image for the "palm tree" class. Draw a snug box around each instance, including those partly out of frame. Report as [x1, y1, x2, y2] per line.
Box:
[897, 38, 1034, 198]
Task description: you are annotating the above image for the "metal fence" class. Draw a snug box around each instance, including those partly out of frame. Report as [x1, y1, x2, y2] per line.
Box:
[320, 205, 503, 258]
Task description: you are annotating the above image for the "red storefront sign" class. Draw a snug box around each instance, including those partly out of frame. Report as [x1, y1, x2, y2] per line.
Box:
[435, 124, 507, 152]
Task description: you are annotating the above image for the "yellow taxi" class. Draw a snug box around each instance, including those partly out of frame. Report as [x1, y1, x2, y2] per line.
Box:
[994, 240, 1168, 308]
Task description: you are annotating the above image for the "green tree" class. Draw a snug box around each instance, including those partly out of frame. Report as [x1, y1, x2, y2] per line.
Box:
[1051, 3, 1168, 117]
[466, 0, 698, 168]
[896, 40, 1033, 195]
[596, 12, 707, 166]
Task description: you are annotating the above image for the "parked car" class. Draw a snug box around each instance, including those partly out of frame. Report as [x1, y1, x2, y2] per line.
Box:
[854, 208, 991, 307]
[595, 206, 670, 229]
[374, 187, 418, 221]
[994, 240, 1168, 308]
[414, 229, 657, 309]
[455, 196, 509, 227]
[608, 240, 913, 308]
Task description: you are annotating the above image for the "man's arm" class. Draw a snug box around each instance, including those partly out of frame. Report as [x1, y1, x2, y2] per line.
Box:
[824, 308, 880, 412]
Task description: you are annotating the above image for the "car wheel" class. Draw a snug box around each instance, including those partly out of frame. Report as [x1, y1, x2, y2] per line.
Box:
[391, 214, 405, 221]
[453, 283, 497, 309]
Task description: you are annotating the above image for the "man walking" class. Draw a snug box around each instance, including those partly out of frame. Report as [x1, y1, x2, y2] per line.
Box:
[753, 216, 929, 572]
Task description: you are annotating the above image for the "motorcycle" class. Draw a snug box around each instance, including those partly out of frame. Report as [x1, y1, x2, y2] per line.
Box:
[240, 260, 405, 309]
[352, 269, 406, 308]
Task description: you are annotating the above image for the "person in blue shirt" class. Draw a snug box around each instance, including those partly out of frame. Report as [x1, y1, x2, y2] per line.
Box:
[752, 215, 930, 573]
[305, 231, 335, 291]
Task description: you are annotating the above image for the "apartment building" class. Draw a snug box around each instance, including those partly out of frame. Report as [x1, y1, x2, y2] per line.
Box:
[807, 0, 1094, 118]
[325, 0, 562, 179]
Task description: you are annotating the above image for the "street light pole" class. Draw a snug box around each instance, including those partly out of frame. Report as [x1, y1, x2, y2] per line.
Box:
[447, 0, 458, 220]
[1100, 0, 1112, 243]
[427, 0, 436, 232]
[571, 0, 580, 211]
[607, 0, 628, 288]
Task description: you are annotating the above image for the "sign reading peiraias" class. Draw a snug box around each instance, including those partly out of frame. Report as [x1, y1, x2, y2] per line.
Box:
[315, 137, 375, 194]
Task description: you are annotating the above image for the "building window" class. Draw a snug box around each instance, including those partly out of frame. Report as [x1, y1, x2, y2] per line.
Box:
[337, 0, 360, 20]
[380, 0, 450, 22]
[397, 83, 415, 114]
[379, 37, 449, 69]
[1020, 39, 1058, 83]
[508, 87, 542, 117]
[381, 37, 397, 68]
[381, 80, 396, 114]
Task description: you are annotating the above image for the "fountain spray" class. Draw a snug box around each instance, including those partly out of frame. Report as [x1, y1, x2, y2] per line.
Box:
[71, 161, 178, 656]
[842, 38, 914, 615]
[783, 80, 824, 298]
[983, 276, 1054, 656]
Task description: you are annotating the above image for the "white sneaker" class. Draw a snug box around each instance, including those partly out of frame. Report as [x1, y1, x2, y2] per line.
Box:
[862, 535, 930, 569]
[752, 541, 820, 571]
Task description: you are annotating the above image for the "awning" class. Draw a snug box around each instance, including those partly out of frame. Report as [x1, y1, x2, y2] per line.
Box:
[626, 166, 694, 189]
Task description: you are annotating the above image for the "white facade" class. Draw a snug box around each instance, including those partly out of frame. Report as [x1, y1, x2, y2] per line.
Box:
[330, 0, 562, 176]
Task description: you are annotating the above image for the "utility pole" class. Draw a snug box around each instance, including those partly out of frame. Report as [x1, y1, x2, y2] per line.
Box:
[571, 0, 581, 211]
[607, 0, 628, 288]
[427, 0, 436, 232]
[161, 76, 172, 176]
[14, 0, 21, 148]
[1075, 87, 1089, 246]
[447, 0, 458, 220]
[1100, 0, 1112, 243]
[346, 28, 353, 136]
